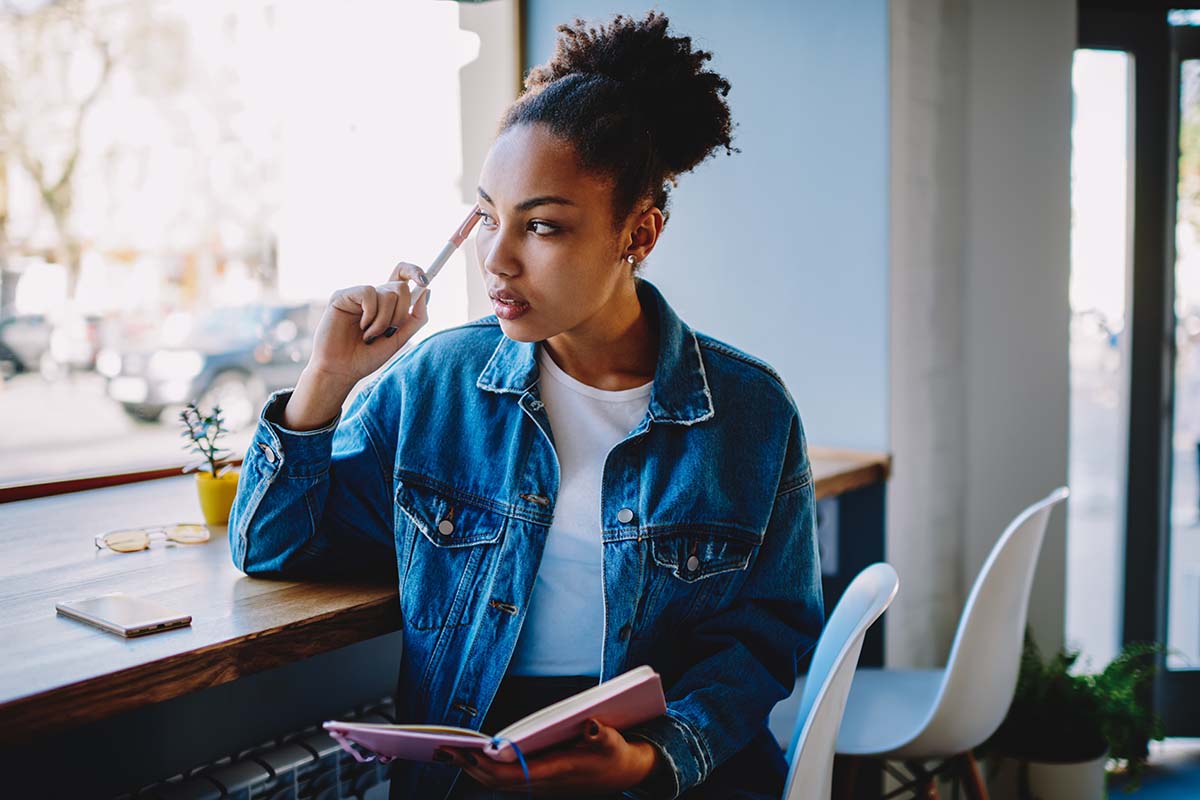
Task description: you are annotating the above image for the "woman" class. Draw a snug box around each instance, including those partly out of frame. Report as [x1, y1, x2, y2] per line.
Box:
[230, 11, 822, 799]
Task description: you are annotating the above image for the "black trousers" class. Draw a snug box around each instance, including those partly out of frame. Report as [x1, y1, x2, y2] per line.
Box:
[445, 675, 787, 800]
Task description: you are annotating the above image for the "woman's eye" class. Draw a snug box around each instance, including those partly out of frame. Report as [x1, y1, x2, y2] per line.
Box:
[529, 220, 558, 235]
[476, 211, 496, 227]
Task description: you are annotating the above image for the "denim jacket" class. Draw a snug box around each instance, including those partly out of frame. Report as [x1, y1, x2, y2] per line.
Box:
[229, 279, 823, 799]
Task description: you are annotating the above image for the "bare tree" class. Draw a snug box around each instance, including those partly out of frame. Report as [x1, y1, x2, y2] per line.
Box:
[0, 0, 121, 301]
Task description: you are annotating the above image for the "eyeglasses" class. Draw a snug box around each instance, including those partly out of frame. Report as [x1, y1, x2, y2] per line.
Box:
[94, 524, 211, 553]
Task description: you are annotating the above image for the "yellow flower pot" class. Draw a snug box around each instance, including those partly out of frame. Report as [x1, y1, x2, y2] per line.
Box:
[196, 469, 240, 526]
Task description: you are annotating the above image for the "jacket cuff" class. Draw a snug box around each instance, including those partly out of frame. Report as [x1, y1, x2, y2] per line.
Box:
[251, 388, 342, 479]
[622, 712, 709, 799]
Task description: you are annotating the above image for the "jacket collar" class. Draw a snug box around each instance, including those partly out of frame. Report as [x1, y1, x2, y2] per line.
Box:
[476, 278, 715, 426]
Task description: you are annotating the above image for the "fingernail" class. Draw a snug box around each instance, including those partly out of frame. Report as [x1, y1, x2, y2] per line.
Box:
[384, 326, 397, 338]
[433, 750, 452, 763]
[365, 335, 379, 345]
[587, 721, 599, 737]
[463, 752, 477, 766]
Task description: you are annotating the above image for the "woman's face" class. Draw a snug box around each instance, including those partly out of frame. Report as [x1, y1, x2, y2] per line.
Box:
[475, 123, 637, 343]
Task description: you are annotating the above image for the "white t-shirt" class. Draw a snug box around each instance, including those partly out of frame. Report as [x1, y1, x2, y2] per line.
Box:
[506, 344, 653, 677]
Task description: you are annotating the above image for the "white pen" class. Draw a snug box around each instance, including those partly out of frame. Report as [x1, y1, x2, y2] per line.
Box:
[378, 204, 482, 340]
[409, 204, 483, 308]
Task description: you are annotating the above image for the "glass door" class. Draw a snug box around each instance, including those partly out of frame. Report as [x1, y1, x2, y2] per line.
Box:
[1162, 21, 1200, 731]
[1078, 8, 1199, 736]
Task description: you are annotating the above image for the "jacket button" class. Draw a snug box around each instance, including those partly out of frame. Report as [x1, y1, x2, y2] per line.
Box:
[686, 555, 701, 573]
[258, 443, 277, 464]
[437, 519, 455, 536]
[617, 508, 635, 524]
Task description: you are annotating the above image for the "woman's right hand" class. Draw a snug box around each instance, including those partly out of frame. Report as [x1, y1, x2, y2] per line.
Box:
[278, 261, 430, 431]
[305, 261, 432, 387]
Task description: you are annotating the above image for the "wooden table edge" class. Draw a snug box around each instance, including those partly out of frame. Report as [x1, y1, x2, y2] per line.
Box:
[1, 592, 401, 744]
[811, 449, 892, 501]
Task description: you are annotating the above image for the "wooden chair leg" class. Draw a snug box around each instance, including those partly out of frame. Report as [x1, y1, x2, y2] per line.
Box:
[903, 760, 940, 800]
[832, 754, 860, 800]
[951, 752, 988, 800]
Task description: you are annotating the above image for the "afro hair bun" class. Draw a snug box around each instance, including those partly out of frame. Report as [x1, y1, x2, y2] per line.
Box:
[524, 11, 736, 179]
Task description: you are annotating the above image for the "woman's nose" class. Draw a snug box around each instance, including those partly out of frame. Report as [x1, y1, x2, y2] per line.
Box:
[480, 231, 520, 278]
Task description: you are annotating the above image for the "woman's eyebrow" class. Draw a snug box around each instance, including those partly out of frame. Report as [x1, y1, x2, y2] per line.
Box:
[477, 187, 576, 212]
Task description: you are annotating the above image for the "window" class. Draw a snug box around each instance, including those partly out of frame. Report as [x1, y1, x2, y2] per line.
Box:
[1066, 48, 1134, 669]
[0, 0, 515, 486]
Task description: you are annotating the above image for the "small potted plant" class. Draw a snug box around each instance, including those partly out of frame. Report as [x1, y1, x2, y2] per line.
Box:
[982, 631, 1165, 799]
[180, 401, 240, 525]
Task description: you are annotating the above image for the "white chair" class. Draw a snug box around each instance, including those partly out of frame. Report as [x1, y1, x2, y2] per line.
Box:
[783, 562, 900, 800]
[832, 486, 1070, 799]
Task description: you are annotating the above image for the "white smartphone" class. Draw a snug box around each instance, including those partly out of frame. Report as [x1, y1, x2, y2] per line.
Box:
[55, 592, 192, 638]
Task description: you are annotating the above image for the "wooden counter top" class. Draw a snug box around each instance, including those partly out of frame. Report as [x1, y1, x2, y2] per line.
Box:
[810, 447, 891, 501]
[0, 449, 889, 742]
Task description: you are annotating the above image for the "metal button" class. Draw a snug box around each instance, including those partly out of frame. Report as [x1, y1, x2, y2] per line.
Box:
[437, 519, 455, 536]
[617, 508, 635, 524]
[686, 555, 701, 573]
[528, 399, 544, 411]
[258, 443, 277, 464]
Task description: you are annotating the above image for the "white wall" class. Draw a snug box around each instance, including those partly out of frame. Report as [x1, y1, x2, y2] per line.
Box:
[963, 0, 1073, 654]
[887, 0, 970, 667]
[888, 0, 1074, 665]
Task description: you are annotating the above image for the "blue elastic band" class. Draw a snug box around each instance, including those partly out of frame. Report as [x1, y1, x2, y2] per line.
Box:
[490, 736, 531, 797]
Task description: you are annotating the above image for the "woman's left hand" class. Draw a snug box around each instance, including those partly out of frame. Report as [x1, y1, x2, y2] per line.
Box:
[436, 718, 663, 795]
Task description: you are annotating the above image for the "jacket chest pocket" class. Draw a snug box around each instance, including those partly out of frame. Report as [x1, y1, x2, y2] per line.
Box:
[650, 526, 762, 581]
[633, 525, 763, 639]
[395, 475, 509, 631]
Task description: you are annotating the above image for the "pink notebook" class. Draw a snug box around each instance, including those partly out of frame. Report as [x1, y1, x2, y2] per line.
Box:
[323, 665, 666, 763]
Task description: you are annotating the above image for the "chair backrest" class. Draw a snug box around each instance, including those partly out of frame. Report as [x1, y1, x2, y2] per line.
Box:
[783, 562, 899, 800]
[906, 486, 1070, 755]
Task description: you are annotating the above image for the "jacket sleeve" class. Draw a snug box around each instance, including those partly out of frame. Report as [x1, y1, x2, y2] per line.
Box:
[623, 413, 824, 799]
[228, 368, 401, 581]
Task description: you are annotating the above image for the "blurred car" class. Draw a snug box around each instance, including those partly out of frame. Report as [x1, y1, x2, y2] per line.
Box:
[39, 311, 105, 379]
[0, 314, 52, 377]
[96, 302, 321, 431]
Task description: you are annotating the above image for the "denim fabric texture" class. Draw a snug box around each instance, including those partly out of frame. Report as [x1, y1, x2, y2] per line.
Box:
[229, 279, 824, 799]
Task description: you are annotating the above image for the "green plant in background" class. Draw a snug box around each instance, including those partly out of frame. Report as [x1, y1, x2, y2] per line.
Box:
[982, 631, 1166, 789]
[179, 402, 236, 478]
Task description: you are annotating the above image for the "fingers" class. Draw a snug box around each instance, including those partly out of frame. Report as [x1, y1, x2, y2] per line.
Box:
[369, 286, 429, 346]
[582, 718, 620, 750]
[361, 261, 431, 345]
[328, 260, 432, 342]
[329, 285, 375, 323]
[328, 283, 384, 335]
[358, 287, 378, 331]
[388, 260, 430, 288]
[435, 747, 521, 787]
[435, 745, 562, 791]
[362, 284, 403, 342]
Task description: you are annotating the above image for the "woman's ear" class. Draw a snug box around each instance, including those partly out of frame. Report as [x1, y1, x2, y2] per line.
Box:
[625, 206, 665, 263]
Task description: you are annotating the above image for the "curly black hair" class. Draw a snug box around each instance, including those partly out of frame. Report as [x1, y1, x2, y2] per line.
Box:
[500, 11, 737, 240]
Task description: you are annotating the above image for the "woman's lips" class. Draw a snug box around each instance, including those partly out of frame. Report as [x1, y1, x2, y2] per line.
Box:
[491, 292, 530, 320]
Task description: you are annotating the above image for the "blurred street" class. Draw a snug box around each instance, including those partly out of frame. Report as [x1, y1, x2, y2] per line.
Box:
[0, 371, 255, 485]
